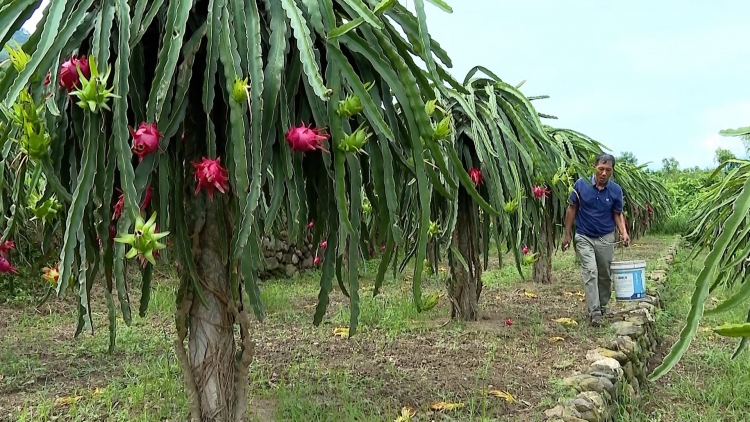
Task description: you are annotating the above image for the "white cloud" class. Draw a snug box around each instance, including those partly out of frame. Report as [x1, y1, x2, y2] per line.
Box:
[674, 132, 747, 169]
[21, 0, 49, 33]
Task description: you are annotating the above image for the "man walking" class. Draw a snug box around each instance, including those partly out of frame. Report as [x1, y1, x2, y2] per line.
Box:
[562, 154, 630, 327]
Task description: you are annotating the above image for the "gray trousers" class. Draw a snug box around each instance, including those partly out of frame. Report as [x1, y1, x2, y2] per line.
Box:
[574, 232, 615, 316]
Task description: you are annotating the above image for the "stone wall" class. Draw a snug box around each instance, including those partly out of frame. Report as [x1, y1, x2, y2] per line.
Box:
[544, 237, 680, 422]
[259, 231, 317, 279]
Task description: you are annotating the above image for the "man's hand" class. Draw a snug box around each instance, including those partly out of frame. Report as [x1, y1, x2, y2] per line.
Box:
[562, 234, 571, 251]
[621, 232, 631, 247]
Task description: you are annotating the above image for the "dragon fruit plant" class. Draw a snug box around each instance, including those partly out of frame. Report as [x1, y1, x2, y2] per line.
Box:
[0, 0, 494, 419]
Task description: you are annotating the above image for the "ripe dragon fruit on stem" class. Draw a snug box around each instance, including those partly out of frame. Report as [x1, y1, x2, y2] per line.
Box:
[129, 122, 161, 161]
[0, 240, 15, 258]
[112, 185, 152, 220]
[285, 122, 330, 153]
[58, 55, 90, 92]
[469, 167, 483, 187]
[192, 157, 230, 201]
[0, 257, 17, 274]
[532, 185, 550, 200]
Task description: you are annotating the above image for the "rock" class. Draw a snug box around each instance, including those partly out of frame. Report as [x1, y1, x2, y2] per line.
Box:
[275, 252, 283, 261]
[625, 315, 649, 326]
[649, 270, 667, 281]
[291, 254, 299, 264]
[588, 358, 622, 382]
[587, 347, 628, 364]
[561, 407, 584, 421]
[545, 405, 565, 419]
[572, 398, 593, 413]
[563, 374, 615, 396]
[302, 256, 314, 268]
[264, 257, 279, 270]
[612, 321, 644, 337]
[284, 264, 298, 277]
[628, 308, 654, 322]
[262, 236, 274, 249]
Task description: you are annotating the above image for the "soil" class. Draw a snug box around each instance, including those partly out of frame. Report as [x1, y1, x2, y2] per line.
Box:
[0, 236, 672, 421]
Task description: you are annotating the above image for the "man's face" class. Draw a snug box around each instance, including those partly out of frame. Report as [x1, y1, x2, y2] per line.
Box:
[594, 160, 613, 185]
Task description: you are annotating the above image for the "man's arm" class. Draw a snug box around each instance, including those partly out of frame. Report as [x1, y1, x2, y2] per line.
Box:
[563, 183, 580, 249]
[564, 204, 577, 240]
[613, 212, 628, 237]
[612, 188, 629, 245]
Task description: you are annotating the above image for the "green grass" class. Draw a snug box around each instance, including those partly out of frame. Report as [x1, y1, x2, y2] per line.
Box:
[627, 242, 750, 422]
[0, 235, 677, 421]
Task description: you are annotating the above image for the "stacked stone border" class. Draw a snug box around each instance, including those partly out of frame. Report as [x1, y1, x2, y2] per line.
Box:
[544, 236, 681, 422]
[259, 231, 317, 280]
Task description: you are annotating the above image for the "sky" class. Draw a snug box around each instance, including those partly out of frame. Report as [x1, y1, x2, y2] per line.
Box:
[22, 0, 750, 170]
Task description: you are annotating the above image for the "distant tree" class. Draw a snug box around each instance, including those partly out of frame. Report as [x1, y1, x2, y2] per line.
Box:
[661, 157, 680, 174]
[715, 147, 737, 165]
[618, 151, 638, 166]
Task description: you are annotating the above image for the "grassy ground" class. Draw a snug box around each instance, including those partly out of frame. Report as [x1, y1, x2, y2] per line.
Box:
[1, 235, 674, 421]
[628, 241, 750, 422]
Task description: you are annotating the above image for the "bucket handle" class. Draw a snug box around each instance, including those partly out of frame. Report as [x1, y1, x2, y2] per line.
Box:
[598, 235, 625, 260]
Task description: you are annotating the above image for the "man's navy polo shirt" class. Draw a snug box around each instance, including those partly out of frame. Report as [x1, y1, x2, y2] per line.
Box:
[568, 176, 623, 237]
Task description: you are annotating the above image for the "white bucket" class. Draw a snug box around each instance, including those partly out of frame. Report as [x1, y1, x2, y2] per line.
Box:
[611, 260, 647, 301]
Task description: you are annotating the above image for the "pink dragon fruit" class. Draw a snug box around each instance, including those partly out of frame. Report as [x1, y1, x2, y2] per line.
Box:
[319, 240, 327, 249]
[0, 257, 17, 274]
[469, 167, 483, 187]
[522, 245, 529, 255]
[532, 185, 550, 200]
[313, 256, 322, 266]
[59, 55, 90, 92]
[192, 157, 230, 201]
[285, 123, 330, 152]
[113, 185, 153, 220]
[130, 122, 161, 161]
[0, 240, 15, 258]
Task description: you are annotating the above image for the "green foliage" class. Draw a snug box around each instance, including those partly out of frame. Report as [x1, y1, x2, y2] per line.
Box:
[651, 122, 750, 381]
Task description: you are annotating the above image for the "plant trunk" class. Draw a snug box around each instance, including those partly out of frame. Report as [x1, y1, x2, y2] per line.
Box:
[174, 194, 253, 422]
[449, 188, 482, 321]
[533, 207, 554, 284]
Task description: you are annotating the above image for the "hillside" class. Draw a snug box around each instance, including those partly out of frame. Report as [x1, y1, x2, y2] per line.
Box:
[0, 28, 32, 61]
